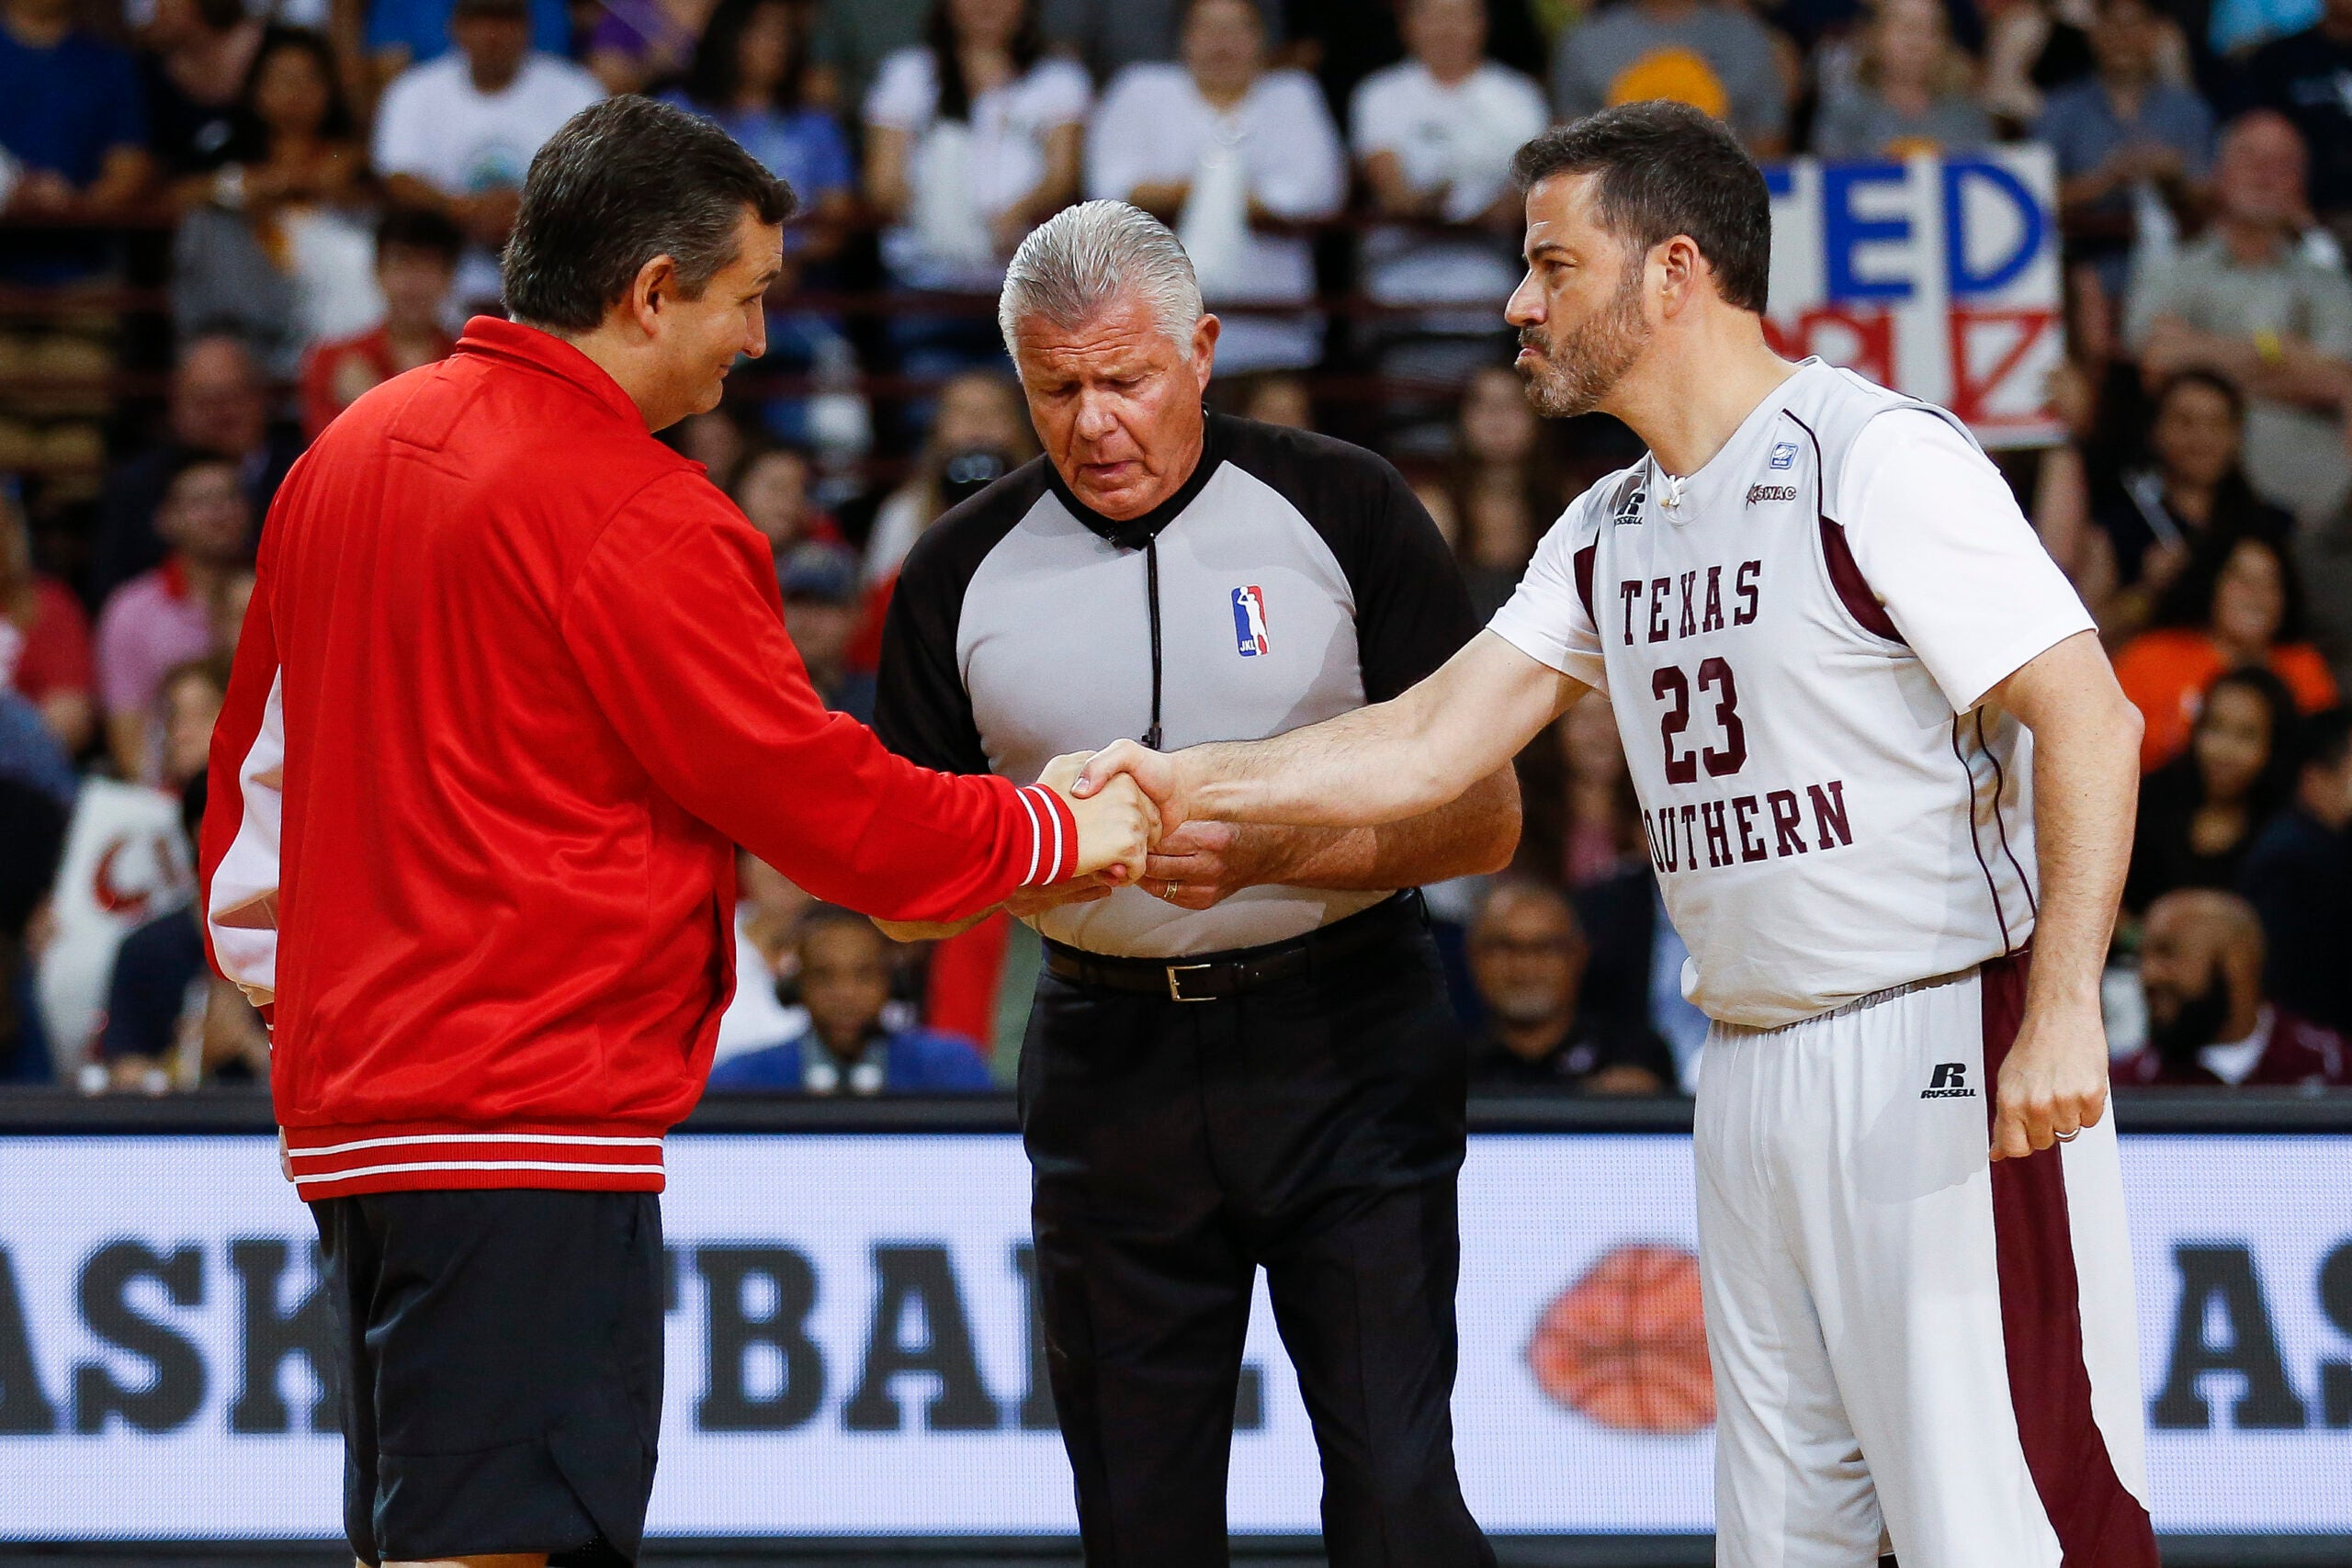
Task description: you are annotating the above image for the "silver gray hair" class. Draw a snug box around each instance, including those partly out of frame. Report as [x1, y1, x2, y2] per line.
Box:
[997, 200, 1204, 365]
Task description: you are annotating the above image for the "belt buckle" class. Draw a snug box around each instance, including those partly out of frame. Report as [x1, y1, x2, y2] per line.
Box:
[1166, 963, 1216, 1003]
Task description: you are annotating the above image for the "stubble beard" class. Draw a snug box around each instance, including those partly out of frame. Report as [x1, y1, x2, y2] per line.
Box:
[1515, 267, 1651, 420]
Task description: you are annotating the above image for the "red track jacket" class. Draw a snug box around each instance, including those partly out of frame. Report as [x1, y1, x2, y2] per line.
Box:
[199, 319, 1075, 1200]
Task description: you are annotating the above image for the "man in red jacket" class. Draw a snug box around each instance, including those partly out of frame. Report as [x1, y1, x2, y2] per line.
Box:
[198, 96, 1155, 1568]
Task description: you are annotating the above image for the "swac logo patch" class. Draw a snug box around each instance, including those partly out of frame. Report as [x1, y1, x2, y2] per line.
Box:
[1746, 483, 1799, 506]
[1232, 585, 1272, 657]
[1770, 441, 1800, 470]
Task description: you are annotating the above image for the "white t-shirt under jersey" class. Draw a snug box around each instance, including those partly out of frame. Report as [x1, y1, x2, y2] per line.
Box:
[1488, 360, 2094, 1028]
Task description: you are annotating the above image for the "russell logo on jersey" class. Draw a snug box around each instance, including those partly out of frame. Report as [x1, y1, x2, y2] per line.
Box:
[1231, 585, 1272, 657]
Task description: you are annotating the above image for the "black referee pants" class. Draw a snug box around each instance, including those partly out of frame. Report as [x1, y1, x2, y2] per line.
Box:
[1019, 898, 1494, 1568]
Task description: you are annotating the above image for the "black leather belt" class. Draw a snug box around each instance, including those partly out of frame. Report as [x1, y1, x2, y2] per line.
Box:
[1042, 891, 1422, 1003]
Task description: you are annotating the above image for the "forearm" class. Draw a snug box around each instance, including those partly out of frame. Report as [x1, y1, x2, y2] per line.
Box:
[2014, 665, 2142, 1013]
[1182, 694, 1465, 828]
[1264, 767, 1520, 888]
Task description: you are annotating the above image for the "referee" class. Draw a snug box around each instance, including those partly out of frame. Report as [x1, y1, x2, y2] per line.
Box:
[875, 202, 1518, 1565]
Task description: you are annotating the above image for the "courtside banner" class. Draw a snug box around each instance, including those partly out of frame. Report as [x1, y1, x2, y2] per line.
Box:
[0, 1132, 2346, 1537]
[1763, 148, 2063, 447]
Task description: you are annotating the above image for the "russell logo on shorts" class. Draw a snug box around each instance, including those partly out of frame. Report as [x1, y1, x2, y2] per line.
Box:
[1920, 1062, 1977, 1099]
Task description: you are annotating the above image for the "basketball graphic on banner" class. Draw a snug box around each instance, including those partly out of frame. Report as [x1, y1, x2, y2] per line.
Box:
[1526, 1243, 1714, 1435]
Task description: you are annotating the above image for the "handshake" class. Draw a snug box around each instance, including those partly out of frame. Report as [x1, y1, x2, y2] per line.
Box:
[1030, 741, 1217, 912]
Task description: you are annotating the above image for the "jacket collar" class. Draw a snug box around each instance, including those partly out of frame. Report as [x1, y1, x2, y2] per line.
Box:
[1042, 409, 1230, 551]
[453, 316, 647, 431]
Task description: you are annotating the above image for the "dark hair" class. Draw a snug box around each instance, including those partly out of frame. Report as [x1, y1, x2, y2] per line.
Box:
[227, 27, 357, 158]
[2192, 665, 2301, 816]
[684, 0, 811, 113]
[2154, 367, 2245, 426]
[1510, 101, 1771, 313]
[927, 0, 1043, 124]
[2159, 531, 2308, 641]
[376, 204, 465, 267]
[503, 96, 797, 332]
[2299, 705, 2352, 775]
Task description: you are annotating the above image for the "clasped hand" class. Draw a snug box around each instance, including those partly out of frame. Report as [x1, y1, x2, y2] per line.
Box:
[1028, 746, 1258, 913]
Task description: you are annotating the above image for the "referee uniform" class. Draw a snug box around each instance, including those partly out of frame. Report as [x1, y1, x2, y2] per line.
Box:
[876, 412, 1495, 1565]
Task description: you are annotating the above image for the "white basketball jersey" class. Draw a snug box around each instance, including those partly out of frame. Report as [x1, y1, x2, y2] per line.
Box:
[1489, 360, 2095, 1027]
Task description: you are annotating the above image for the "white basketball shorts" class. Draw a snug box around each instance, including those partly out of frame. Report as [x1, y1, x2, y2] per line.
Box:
[1693, 953, 2157, 1567]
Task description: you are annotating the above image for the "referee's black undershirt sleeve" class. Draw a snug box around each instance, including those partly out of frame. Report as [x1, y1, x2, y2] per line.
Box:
[1344, 462, 1481, 704]
[874, 544, 992, 777]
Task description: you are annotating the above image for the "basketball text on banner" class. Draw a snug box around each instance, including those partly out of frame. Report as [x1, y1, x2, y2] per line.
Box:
[1762, 148, 2064, 448]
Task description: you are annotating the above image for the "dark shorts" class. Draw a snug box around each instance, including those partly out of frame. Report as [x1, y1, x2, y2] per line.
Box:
[310, 1189, 664, 1566]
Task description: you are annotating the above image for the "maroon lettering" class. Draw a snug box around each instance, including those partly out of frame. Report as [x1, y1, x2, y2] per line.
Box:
[1642, 810, 1668, 873]
[1700, 801, 1731, 868]
[1618, 581, 1643, 647]
[1678, 803, 1701, 870]
[1702, 566, 1725, 633]
[1734, 560, 1761, 626]
[1697, 657, 1747, 777]
[1767, 790, 1806, 856]
[1732, 795, 1768, 863]
[1654, 666, 1696, 784]
[1647, 578, 1672, 643]
[1678, 571, 1699, 638]
[1808, 780, 1853, 849]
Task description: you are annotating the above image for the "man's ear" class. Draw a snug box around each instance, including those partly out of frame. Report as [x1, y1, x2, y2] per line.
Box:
[1191, 312, 1222, 388]
[627, 254, 680, 333]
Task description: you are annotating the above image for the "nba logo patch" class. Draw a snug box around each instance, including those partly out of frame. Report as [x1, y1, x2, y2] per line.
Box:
[1231, 585, 1272, 657]
[1769, 441, 1800, 470]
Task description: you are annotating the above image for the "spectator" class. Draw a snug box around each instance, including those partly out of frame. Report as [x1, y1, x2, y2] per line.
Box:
[91, 333, 299, 605]
[665, 0, 853, 237]
[2115, 534, 2338, 767]
[0, 0, 153, 218]
[1088, 0, 1347, 373]
[299, 206, 465, 440]
[365, 0, 571, 90]
[372, 0, 603, 310]
[1351, 0, 1548, 380]
[94, 454, 251, 781]
[1235, 370, 1313, 428]
[2090, 369, 2294, 641]
[715, 851, 815, 1062]
[780, 542, 877, 720]
[1555, 693, 1647, 888]
[862, 367, 1035, 581]
[2127, 110, 2352, 525]
[732, 443, 844, 561]
[706, 906, 993, 1092]
[2241, 0, 2352, 244]
[2121, 887, 2350, 1085]
[0, 691, 74, 1082]
[1812, 0, 1995, 159]
[2234, 703, 2352, 1032]
[2125, 665, 2300, 910]
[809, 0, 930, 114]
[137, 0, 265, 179]
[171, 27, 376, 378]
[864, 0, 1091, 342]
[97, 694, 267, 1091]
[588, 0, 716, 95]
[1039, 0, 1193, 82]
[1463, 877, 1674, 1093]
[1549, 0, 1791, 157]
[1, 489, 95, 756]
[1446, 364, 1560, 618]
[2038, 0, 2212, 291]
[667, 0, 857, 440]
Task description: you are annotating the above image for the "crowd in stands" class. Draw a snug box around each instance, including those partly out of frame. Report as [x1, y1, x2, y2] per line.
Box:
[5, 0, 2352, 1097]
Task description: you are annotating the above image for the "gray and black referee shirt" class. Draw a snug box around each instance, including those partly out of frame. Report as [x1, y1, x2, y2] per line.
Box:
[875, 412, 1477, 958]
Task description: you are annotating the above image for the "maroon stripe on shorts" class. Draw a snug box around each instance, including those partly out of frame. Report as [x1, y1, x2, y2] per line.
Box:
[1982, 953, 2157, 1566]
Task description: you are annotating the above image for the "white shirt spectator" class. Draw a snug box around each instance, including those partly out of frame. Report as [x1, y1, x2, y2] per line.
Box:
[865, 48, 1093, 293]
[371, 51, 604, 302]
[1351, 58, 1547, 306]
[1088, 62, 1345, 370]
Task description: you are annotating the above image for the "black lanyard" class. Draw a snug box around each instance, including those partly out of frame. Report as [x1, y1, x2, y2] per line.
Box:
[1143, 536, 1165, 751]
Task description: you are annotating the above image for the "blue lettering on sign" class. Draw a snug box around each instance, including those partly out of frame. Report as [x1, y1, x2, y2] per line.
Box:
[1941, 158, 2045, 299]
[1820, 164, 1914, 302]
